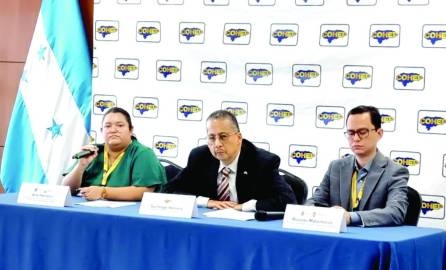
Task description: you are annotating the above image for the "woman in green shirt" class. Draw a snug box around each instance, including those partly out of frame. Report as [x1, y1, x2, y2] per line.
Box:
[63, 107, 166, 201]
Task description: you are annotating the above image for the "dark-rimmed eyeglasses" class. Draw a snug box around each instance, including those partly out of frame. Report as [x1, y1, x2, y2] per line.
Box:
[344, 128, 376, 139]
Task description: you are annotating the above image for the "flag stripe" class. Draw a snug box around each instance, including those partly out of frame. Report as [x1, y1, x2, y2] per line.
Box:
[41, 0, 92, 132]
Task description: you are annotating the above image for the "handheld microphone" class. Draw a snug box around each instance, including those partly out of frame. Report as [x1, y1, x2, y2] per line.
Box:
[254, 210, 285, 221]
[72, 149, 95, 159]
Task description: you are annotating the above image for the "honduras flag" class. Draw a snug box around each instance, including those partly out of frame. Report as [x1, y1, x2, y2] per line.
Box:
[0, 0, 91, 192]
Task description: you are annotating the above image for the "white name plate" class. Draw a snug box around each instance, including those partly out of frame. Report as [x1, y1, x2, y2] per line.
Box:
[139, 193, 198, 219]
[17, 183, 72, 207]
[283, 204, 346, 233]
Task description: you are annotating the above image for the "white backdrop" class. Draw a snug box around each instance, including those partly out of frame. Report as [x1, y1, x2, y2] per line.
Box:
[92, 0, 445, 229]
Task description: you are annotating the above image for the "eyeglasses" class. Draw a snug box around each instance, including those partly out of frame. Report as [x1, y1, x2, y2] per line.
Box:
[207, 132, 238, 144]
[344, 128, 376, 139]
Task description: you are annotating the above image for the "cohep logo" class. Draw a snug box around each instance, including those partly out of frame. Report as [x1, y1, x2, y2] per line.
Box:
[179, 22, 205, 44]
[253, 142, 270, 152]
[369, 24, 400, 47]
[158, 0, 184, 5]
[153, 136, 178, 157]
[136, 21, 161, 43]
[347, 0, 376, 6]
[222, 101, 248, 124]
[320, 24, 349, 47]
[93, 94, 117, 115]
[289, 144, 317, 168]
[343, 65, 373, 89]
[270, 24, 298, 46]
[339, 147, 353, 159]
[177, 99, 203, 121]
[417, 110, 446, 135]
[420, 195, 445, 220]
[115, 58, 139, 79]
[200, 61, 227, 83]
[292, 64, 321, 87]
[267, 103, 295, 126]
[248, 0, 275, 6]
[379, 108, 396, 132]
[204, 0, 229, 5]
[133, 97, 158, 118]
[422, 25, 446, 48]
[398, 0, 429, 5]
[92, 57, 99, 78]
[156, 60, 182, 81]
[393, 67, 425, 91]
[296, 0, 324, 6]
[390, 151, 421, 175]
[316, 106, 345, 129]
[223, 23, 251, 45]
[95, 20, 119, 41]
[245, 63, 273, 85]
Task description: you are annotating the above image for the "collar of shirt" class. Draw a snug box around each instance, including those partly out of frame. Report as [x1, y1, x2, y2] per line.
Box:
[218, 151, 240, 175]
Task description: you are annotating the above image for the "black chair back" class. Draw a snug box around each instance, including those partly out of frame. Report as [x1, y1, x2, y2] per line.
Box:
[404, 186, 422, 226]
[158, 158, 183, 182]
[279, 169, 308, 205]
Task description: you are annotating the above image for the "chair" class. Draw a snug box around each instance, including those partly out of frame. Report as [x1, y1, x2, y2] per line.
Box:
[279, 169, 308, 205]
[404, 186, 422, 226]
[158, 158, 183, 182]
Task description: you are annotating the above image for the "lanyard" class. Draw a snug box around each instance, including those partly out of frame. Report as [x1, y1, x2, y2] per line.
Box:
[351, 170, 366, 209]
[101, 144, 126, 186]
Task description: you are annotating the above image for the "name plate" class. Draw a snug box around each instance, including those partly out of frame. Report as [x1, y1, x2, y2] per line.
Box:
[17, 183, 72, 207]
[283, 204, 346, 233]
[139, 193, 197, 219]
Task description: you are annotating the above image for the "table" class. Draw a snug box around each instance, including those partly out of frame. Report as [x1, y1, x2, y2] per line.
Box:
[0, 193, 445, 270]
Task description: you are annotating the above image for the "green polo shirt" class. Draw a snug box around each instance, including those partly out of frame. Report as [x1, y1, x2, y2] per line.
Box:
[81, 139, 166, 188]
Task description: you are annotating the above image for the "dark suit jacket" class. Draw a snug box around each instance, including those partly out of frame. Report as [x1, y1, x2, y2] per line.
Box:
[164, 139, 296, 211]
[306, 151, 409, 227]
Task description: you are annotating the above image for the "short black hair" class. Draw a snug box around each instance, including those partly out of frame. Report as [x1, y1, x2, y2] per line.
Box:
[102, 107, 134, 130]
[206, 110, 240, 132]
[347, 105, 381, 129]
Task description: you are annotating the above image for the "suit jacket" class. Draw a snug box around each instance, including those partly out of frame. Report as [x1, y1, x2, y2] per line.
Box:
[306, 151, 409, 227]
[164, 139, 296, 211]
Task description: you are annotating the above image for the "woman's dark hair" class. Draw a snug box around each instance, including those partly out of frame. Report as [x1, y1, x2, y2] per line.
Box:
[347, 105, 381, 129]
[102, 107, 134, 130]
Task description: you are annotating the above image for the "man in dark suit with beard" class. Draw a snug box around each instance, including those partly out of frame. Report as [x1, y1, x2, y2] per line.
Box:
[164, 110, 296, 211]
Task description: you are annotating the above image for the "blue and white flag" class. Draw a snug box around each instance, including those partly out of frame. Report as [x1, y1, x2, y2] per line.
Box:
[0, 0, 91, 192]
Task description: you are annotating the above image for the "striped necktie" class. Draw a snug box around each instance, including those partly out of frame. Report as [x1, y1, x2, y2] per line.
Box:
[217, 167, 231, 201]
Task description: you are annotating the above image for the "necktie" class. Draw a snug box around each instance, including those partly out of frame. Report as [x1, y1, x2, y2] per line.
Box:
[217, 167, 231, 201]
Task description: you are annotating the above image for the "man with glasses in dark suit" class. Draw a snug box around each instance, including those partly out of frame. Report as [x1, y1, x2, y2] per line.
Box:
[306, 105, 409, 227]
[164, 110, 296, 211]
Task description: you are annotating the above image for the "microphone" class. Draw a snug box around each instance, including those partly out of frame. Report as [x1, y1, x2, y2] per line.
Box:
[254, 210, 285, 221]
[72, 149, 95, 159]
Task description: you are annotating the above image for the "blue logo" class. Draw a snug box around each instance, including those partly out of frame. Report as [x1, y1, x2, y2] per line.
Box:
[322, 30, 347, 43]
[420, 116, 446, 130]
[138, 26, 159, 39]
[181, 27, 204, 40]
[117, 64, 137, 76]
[248, 69, 271, 81]
[372, 30, 398, 44]
[381, 114, 394, 124]
[269, 109, 293, 122]
[424, 31, 446, 45]
[135, 102, 157, 115]
[396, 73, 423, 87]
[272, 29, 297, 43]
[95, 100, 115, 112]
[291, 150, 315, 164]
[179, 105, 201, 117]
[225, 107, 246, 117]
[345, 71, 370, 85]
[225, 28, 249, 41]
[202, 67, 225, 80]
[97, 26, 117, 38]
[294, 70, 319, 83]
[393, 157, 419, 167]
[421, 200, 444, 215]
[155, 141, 176, 154]
[158, 65, 179, 78]
[318, 112, 343, 125]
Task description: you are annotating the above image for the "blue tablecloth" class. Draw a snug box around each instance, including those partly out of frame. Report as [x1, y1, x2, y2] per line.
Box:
[0, 193, 445, 270]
